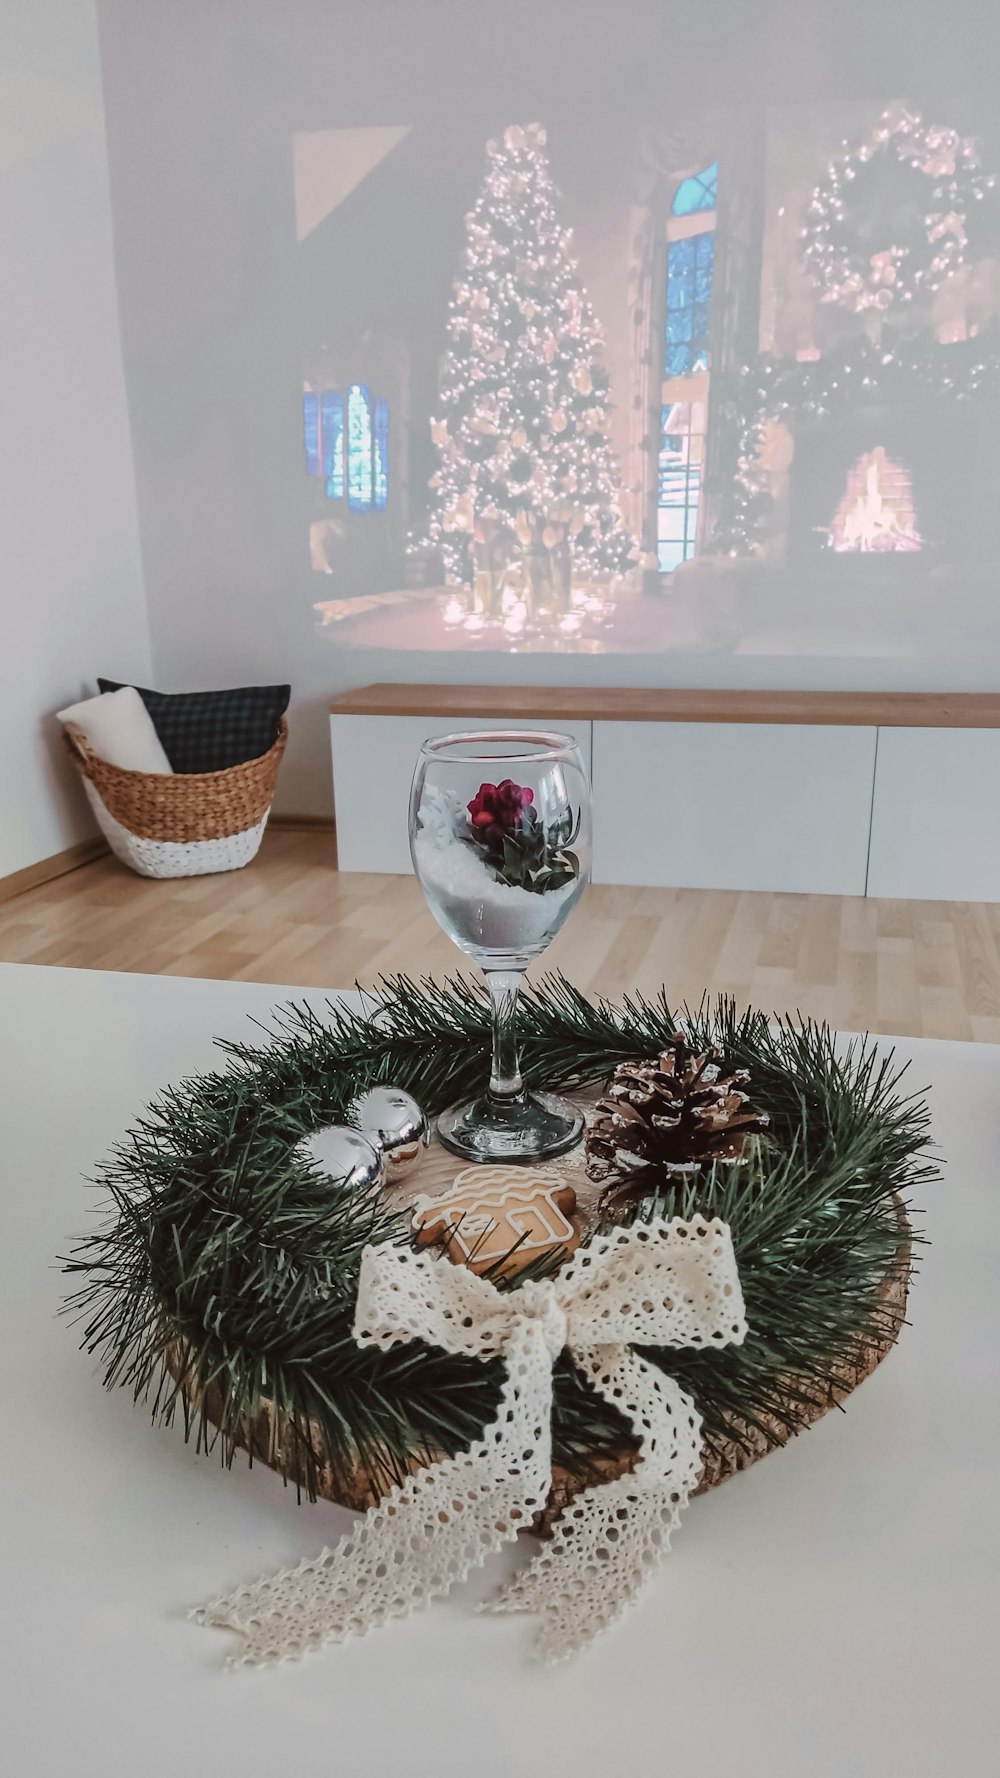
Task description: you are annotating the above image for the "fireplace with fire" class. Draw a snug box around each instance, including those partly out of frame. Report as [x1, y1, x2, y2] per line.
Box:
[825, 447, 921, 553]
[788, 407, 977, 567]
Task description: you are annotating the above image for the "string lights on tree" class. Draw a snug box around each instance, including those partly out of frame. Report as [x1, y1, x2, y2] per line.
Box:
[421, 122, 636, 586]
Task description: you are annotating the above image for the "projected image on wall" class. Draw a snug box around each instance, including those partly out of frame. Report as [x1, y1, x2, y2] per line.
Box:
[299, 100, 1000, 660]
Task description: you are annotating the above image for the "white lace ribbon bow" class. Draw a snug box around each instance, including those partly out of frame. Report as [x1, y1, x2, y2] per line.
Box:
[195, 1214, 746, 1665]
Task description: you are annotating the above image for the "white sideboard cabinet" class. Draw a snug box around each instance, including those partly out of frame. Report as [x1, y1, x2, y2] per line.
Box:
[591, 720, 876, 894]
[329, 686, 1000, 900]
[866, 726, 1000, 901]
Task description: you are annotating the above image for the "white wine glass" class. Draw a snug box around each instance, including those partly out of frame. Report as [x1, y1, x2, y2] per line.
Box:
[409, 729, 592, 1162]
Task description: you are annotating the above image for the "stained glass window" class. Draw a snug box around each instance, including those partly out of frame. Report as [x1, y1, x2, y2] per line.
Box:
[320, 391, 345, 499]
[303, 391, 320, 476]
[347, 384, 374, 512]
[373, 399, 389, 511]
[657, 401, 706, 573]
[304, 382, 388, 512]
[671, 161, 718, 216]
[665, 231, 715, 376]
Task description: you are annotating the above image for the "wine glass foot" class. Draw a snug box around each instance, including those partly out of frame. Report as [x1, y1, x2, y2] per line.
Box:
[436, 1090, 584, 1164]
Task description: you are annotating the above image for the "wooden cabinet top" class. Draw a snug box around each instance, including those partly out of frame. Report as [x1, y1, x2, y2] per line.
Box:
[330, 685, 1000, 728]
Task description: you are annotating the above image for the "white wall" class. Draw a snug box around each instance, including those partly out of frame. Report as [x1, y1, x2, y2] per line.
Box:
[0, 0, 151, 875]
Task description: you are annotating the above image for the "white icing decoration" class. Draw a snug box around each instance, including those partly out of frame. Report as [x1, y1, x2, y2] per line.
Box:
[412, 1163, 578, 1272]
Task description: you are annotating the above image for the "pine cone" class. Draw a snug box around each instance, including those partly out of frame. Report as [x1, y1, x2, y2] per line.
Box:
[585, 1034, 769, 1208]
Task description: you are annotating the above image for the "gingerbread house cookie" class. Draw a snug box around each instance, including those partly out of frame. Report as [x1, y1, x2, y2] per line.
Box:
[411, 1165, 579, 1277]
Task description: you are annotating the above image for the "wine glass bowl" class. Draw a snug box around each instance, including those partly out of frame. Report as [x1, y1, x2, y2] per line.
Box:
[410, 730, 592, 1161]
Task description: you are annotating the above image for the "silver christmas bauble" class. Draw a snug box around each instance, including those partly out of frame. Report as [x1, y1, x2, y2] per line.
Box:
[347, 1085, 430, 1182]
[299, 1124, 385, 1193]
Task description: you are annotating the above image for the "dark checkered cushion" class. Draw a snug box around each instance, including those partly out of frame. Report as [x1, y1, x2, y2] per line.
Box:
[97, 680, 290, 775]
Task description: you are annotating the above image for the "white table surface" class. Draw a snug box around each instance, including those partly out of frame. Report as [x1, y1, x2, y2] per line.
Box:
[0, 961, 996, 1778]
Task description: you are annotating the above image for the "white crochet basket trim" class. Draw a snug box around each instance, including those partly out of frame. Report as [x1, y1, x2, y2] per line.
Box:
[195, 1215, 747, 1667]
[82, 781, 269, 879]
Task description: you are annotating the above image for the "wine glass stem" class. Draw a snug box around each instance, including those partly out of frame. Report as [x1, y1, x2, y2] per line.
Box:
[484, 969, 525, 1102]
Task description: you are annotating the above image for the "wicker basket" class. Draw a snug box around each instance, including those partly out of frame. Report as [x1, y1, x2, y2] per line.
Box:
[63, 718, 288, 879]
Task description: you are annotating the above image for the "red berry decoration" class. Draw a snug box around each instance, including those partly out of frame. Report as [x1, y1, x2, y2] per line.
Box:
[464, 779, 579, 895]
[467, 779, 534, 837]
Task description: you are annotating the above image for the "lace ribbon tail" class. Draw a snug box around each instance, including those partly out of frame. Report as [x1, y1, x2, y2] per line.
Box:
[486, 1347, 704, 1662]
[192, 1321, 555, 1666]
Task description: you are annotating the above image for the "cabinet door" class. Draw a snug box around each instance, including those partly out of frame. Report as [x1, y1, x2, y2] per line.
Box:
[331, 715, 592, 874]
[591, 721, 876, 894]
[867, 727, 1000, 901]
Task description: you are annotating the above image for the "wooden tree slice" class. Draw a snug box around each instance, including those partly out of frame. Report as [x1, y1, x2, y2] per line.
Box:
[166, 1215, 910, 1527]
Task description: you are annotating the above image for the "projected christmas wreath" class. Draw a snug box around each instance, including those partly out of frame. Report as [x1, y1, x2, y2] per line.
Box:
[802, 104, 995, 315]
[66, 977, 931, 1665]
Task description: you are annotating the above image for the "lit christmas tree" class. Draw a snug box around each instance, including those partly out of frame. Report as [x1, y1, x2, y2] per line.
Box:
[425, 122, 636, 586]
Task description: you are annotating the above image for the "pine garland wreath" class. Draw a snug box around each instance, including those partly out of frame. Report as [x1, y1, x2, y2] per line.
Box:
[420, 122, 636, 586]
[64, 976, 933, 1499]
[802, 105, 995, 315]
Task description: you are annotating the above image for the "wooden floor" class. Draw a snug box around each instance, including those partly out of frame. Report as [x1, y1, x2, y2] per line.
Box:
[3, 826, 1000, 1042]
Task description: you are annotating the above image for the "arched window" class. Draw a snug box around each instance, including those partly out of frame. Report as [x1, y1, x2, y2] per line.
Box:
[671, 160, 717, 217]
[303, 382, 388, 513]
[658, 161, 717, 573]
